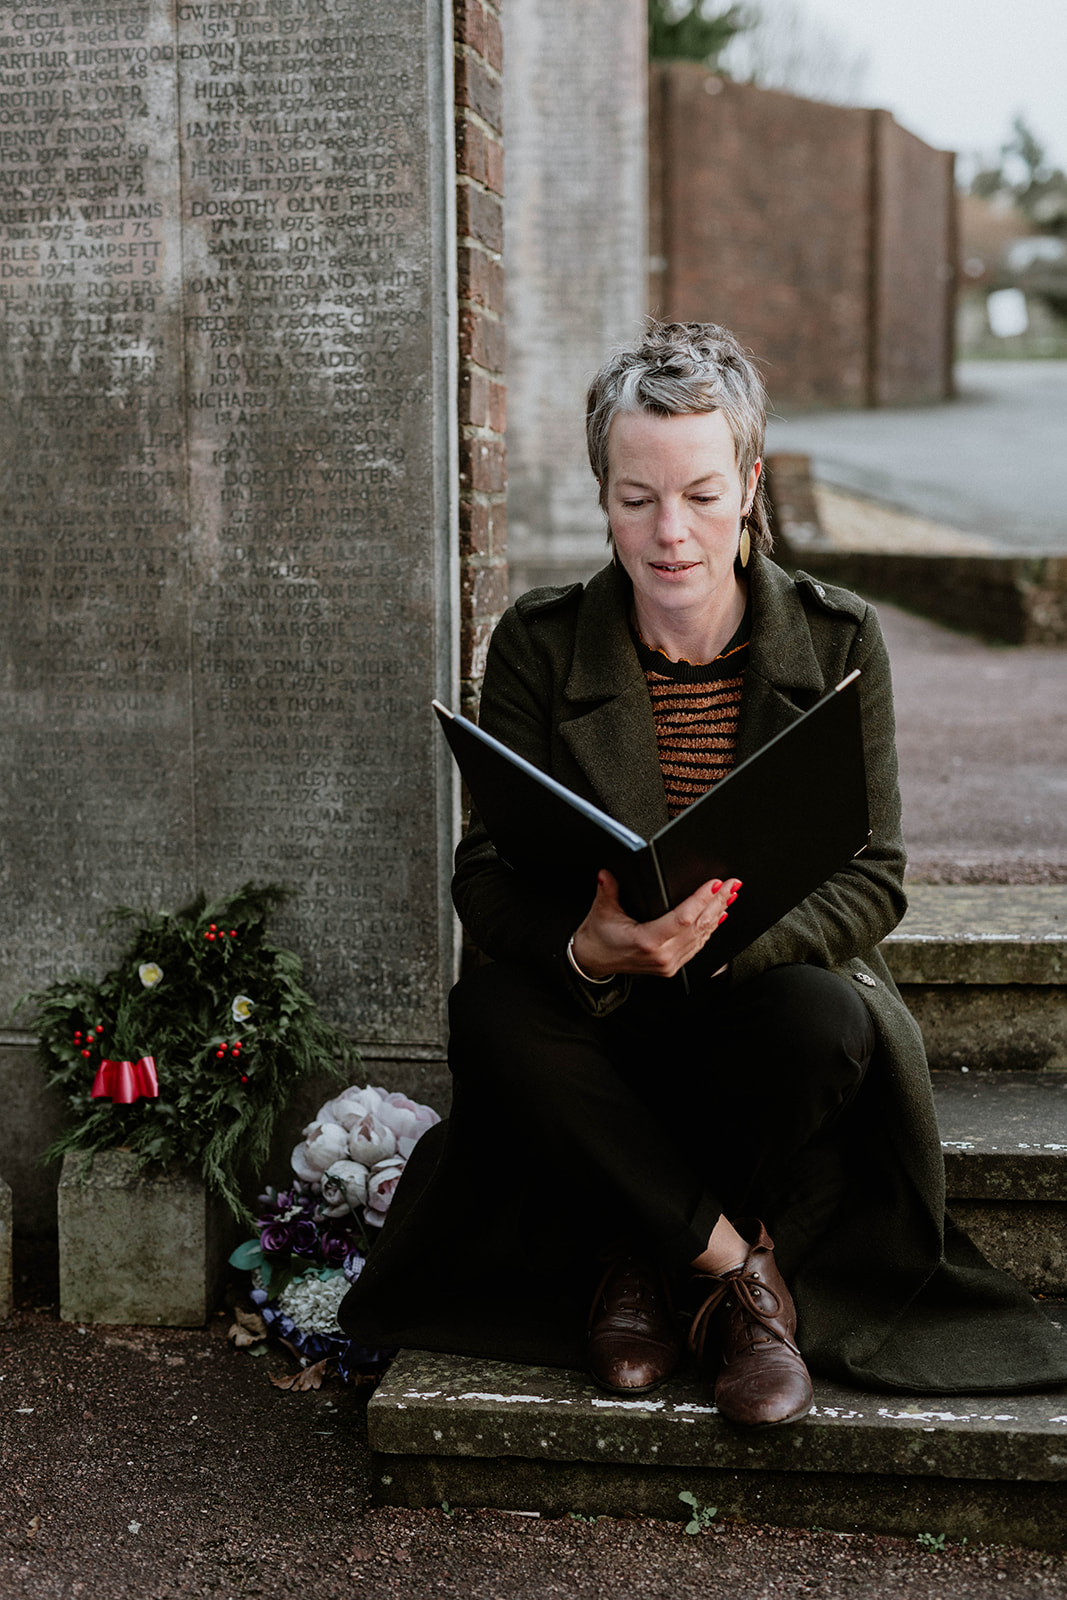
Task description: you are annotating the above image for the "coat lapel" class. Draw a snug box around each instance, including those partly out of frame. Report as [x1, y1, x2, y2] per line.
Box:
[735, 555, 828, 762]
[558, 566, 670, 839]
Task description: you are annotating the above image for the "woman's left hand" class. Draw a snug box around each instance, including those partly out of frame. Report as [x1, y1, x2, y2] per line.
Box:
[570, 869, 740, 981]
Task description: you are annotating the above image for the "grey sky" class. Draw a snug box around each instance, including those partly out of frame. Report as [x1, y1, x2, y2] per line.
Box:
[803, 0, 1067, 171]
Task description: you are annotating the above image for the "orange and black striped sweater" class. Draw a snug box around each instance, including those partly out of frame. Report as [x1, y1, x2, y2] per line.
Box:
[630, 608, 750, 818]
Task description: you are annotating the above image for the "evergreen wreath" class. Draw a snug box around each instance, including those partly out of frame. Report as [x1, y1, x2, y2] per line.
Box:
[18, 882, 356, 1223]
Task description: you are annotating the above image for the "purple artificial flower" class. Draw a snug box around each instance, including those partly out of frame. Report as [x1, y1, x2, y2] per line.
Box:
[258, 1221, 294, 1257]
[319, 1228, 355, 1267]
[342, 1250, 366, 1285]
[290, 1219, 320, 1259]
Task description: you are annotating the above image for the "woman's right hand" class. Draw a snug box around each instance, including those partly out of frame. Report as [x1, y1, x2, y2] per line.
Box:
[569, 869, 741, 981]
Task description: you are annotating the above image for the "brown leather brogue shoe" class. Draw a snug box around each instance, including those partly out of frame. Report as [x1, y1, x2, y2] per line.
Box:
[588, 1256, 681, 1394]
[688, 1218, 813, 1427]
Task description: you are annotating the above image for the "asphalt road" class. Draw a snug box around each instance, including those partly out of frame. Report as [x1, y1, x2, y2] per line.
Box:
[766, 361, 1067, 551]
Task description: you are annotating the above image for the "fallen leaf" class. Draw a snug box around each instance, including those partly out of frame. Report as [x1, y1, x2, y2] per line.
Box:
[269, 1358, 331, 1391]
[228, 1308, 268, 1348]
[27, 1517, 40, 1540]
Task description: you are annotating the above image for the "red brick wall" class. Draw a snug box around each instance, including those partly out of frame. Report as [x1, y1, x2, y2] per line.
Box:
[454, 0, 507, 717]
[649, 64, 955, 411]
[872, 111, 956, 405]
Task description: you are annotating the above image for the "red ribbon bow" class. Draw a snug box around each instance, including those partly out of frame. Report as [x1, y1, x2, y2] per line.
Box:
[91, 1056, 159, 1105]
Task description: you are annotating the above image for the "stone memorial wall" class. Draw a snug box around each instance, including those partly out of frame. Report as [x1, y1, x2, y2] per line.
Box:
[0, 1, 458, 1096]
[502, 0, 646, 595]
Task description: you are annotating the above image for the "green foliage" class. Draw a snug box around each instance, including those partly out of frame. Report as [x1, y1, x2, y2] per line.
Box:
[648, 0, 746, 65]
[970, 116, 1067, 237]
[18, 882, 357, 1224]
[916, 1531, 947, 1553]
[678, 1489, 718, 1533]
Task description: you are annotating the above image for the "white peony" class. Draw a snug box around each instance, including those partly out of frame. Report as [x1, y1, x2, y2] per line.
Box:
[290, 1119, 349, 1188]
[346, 1110, 397, 1168]
[320, 1159, 369, 1218]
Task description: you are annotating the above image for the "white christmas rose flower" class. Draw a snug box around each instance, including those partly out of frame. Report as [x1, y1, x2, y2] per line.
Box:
[231, 994, 255, 1023]
[364, 1153, 407, 1228]
[347, 1110, 397, 1168]
[320, 1159, 369, 1218]
[138, 962, 163, 988]
[290, 1119, 349, 1187]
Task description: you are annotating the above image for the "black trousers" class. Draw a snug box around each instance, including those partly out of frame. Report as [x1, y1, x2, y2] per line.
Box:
[448, 961, 876, 1278]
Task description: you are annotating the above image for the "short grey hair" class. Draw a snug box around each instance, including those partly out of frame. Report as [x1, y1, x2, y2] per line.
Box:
[586, 320, 771, 552]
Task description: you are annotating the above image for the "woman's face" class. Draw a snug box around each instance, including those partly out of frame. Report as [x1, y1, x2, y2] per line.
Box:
[605, 408, 759, 635]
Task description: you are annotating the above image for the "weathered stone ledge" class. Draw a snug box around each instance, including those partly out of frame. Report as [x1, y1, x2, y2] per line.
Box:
[369, 1349, 1067, 1547]
[882, 885, 1067, 986]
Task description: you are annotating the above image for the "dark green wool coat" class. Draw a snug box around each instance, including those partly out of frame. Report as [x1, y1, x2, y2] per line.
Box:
[342, 556, 1067, 1393]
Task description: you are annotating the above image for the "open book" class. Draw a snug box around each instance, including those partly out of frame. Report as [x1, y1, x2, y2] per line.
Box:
[434, 671, 870, 988]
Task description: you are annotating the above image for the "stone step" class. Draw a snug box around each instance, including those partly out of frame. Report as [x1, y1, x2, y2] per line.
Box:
[368, 1347, 1067, 1549]
[882, 885, 1067, 1071]
[934, 1070, 1067, 1293]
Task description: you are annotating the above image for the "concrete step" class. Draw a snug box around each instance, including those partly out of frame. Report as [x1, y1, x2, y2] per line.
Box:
[934, 1070, 1067, 1293]
[882, 885, 1067, 1071]
[368, 1347, 1067, 1549]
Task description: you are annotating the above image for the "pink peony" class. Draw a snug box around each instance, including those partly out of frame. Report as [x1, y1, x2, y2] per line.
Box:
[375, 1090, 441, 1159]
[364, 1154, 407, 1228]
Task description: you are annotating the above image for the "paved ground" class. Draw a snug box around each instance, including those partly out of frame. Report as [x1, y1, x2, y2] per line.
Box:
[766, 360, 1067, 551]
[881, 601, 1067, 882]
[3, 1263, 1067, 1600]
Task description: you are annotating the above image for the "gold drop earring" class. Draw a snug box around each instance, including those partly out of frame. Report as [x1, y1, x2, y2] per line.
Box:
[738, 513, 752, 569]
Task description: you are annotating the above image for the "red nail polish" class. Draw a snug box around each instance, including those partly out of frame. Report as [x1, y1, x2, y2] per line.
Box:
[718, 911, 728, 924]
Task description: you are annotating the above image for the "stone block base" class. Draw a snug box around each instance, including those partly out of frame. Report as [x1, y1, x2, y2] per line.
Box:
[58, 1150, 235, 1326]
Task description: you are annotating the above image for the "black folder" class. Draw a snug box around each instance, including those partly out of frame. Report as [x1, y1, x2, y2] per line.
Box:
[434, 670, 870, 987]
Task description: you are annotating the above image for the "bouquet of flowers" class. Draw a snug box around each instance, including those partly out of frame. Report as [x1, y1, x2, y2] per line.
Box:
[19, 882, 358, 1223]
[229, 1083, 440, 1380]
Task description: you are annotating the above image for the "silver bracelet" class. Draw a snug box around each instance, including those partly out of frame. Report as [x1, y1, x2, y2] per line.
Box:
[566, 934, 616, 985]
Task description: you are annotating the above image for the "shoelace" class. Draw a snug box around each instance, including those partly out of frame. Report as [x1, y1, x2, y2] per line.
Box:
[688, 1265, 800, 1363]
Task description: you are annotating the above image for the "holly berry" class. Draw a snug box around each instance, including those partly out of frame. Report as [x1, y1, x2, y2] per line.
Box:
[95, 1024, 104, 1034]
[81, 1049, 91, 1058]
[240, 1075, 249, 1083]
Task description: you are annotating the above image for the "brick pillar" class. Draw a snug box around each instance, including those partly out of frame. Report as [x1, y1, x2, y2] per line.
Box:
[454, 0, 508, 719]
